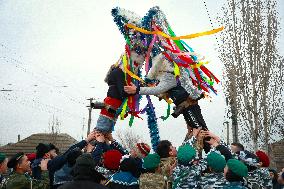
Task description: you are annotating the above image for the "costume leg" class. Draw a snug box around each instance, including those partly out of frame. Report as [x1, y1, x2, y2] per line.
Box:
[95, 115, 115, 133]
[182, 104, 208, 130]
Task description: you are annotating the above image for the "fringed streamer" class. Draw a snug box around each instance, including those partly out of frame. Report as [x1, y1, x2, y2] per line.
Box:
[160, 103, 171, 121]
[126, 23, 224, 40]
[145, 34, 157, 74]
[146, 95, 160, 151]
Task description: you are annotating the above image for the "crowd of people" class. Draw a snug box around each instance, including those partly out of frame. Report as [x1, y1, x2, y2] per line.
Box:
[0, 127, 283, 189]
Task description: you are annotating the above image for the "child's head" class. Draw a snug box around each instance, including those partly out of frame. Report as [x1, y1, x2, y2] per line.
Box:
[230, 142, 244, 153]
[156, 140, 177, 158]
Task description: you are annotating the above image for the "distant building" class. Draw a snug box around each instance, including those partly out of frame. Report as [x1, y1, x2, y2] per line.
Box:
[0, 133, 78, 157]
[270, 139, 284, 171]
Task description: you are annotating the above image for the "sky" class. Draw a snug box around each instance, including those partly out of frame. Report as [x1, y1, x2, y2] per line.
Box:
[0, 0, 283, 147]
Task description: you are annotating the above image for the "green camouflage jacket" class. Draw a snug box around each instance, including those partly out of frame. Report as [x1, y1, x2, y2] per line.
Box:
[5, 172, 49, 189]
[139, 172, 166, 189]
[200, 172, 228, 188]
[245, 168, 272, 189]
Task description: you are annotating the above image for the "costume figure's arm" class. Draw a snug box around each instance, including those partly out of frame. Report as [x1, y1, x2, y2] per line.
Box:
[139, 72, 177, 95]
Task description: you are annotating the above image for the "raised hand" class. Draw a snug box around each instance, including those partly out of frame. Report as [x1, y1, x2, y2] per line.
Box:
[124, 82, 137, 94]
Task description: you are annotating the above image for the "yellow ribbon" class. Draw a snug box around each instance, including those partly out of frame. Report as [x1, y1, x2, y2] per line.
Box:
[120, 99, 128, 120]
[190, 61, 209, 69]
[173, 62, 180, 77]
[126, 23, 224, 40]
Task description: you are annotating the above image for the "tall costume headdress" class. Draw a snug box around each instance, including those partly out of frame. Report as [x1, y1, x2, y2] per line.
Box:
[111, 7, 161, 150]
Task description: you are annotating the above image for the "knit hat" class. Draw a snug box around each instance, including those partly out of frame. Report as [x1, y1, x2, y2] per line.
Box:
[133, 143, 151, 158]
[26, 153, 36, 162]
[207, 152, 226, 172]
[7, 152, 25, 169]
[255, 150, 270, 167]
[0, 153, 6, 164]
[227, 159, 248, 177]
[177, 144, 196, 164]
[143, 153, 160, 170]
[103, 150, 122, 170]
[120, 157, 140, 178]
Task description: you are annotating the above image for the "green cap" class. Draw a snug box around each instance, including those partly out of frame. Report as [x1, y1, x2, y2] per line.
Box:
[207, 152, 226, 172]
[0, 152, 6, 163]
[177, 144, 196, 164]
[227, 159, 248, 177]
[143, 153, 160, 170]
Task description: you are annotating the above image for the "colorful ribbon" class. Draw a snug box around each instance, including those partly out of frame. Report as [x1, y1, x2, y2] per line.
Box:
[126, 23, 224, 40]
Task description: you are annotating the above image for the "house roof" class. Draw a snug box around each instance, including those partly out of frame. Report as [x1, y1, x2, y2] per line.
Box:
[0, 133, 78, 157]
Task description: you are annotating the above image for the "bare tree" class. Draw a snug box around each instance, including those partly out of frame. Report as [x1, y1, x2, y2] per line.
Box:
[219, 0, 284, 152]
[115, 130, 144, 151]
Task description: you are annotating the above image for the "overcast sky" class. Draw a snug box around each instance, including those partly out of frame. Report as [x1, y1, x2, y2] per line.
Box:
[0, 0, 283, 147]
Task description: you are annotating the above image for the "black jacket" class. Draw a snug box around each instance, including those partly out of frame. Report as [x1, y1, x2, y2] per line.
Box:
[58, 181, 108, 189]
[106, 67, 129, 101]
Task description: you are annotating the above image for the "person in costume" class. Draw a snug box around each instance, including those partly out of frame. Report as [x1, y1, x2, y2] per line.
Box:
[124, 6, 221, 132]
[92, 7, 148, 134]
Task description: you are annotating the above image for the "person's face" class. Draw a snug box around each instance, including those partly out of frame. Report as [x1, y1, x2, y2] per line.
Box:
[49, 149, 57, 159]
[169, 145, 177, 157]
[230, 145, 239, 153]
[269, 171, 275, 179]
[17, 155, 31, 173]
[278, 172, 284, 185]
[130, 148, 138, 158]
[0, 158, 8, 174]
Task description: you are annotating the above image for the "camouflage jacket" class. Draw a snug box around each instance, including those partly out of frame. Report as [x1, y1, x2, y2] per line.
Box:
[159, 156, 176, 183]
[5, 172, 49, 189]
[139, 172, 166, 189]
[172, 158, 207, 189]
[0, 174, 7, 189]
[222, 181, 248, 189]
[200, 172, 228, 189]
[244, 168, 272, 189]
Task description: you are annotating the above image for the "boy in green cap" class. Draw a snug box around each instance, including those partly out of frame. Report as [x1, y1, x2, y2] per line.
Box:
[172, 127, 208, 189]
[223, 159, 248, 188]
[140, 153, 166, 189]
[200, 151, 228, 188]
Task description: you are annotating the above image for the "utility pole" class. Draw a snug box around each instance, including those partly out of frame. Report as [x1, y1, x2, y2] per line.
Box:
[86, 98, 93, 136]
[223, 121, 230, 145]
